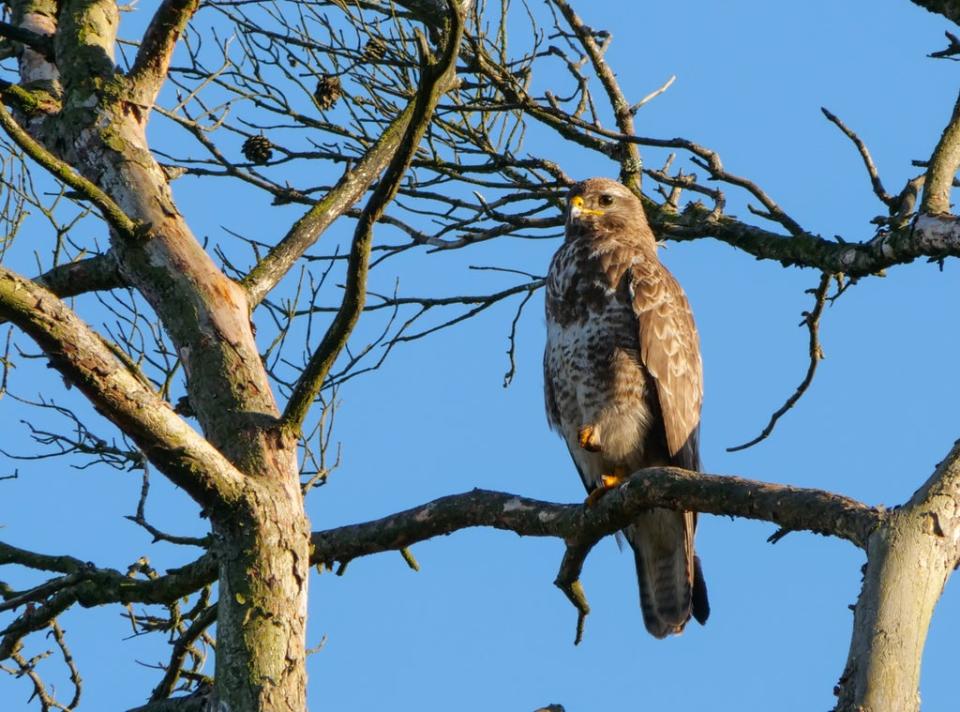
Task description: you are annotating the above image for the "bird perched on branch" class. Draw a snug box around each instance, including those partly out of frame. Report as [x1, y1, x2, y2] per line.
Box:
[543, 177, 709, 638]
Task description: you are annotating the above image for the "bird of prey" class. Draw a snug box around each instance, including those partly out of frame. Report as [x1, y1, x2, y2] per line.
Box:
[543, 177, 709, 638]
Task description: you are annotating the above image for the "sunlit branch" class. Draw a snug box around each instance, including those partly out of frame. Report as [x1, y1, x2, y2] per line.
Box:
[241, 100, 419, 307]
[0, 268, 246, 507]
[0, 104, 138, 240]
[921, 89, 960, 215]
[657, 203, 960, 278]
[282, 1, 465, 431]
[311, 467, 882, 640]
[127, 0, 203, 109]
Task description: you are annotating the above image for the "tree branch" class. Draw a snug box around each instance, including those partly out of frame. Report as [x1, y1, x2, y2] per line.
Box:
[311, 467, 881, 640]
[34, 253, 125, 296]
[0, 543, 216, 660]
[728, 272, 831, 451]
[281, 1, 465, 431]
[658, 202, 960, 277]
[0, 101, 139, 240]
[0, 20, 54, 58]
[0, 267, 246, 507]
[551, 0, 643, 191]
[821, 107, 895, 208]
[0, 465, 881, 662]
[910, 0, 960, 24]
[241, 100, 419, 308]
[836, 439, 960, 711]
[0, 254, 126, 326]
[126, 0, 202, 110]
[149, 604, 217, 702]
[311, 467, 882, 563]
[921, 89, 960, 215]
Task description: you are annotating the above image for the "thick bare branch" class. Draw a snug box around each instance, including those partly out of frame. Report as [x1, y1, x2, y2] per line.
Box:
[0, 254, 125, 326]
[659, 203, 960, 277]
[311, 466, 881, 639]
[126, 0, 202, 110]
[241, 100, 419, 308]
[910, 0, 960, 24]
[34, 253, 125, 297]
[311, 467, 883, 565]
[0, 102, 138, 239]
[0, 20, 53, 57]
[836, 439, 960, 712]
[0, 543, 216, 660]
[921, 90, 960, 215]
[0, 267, 246, 507]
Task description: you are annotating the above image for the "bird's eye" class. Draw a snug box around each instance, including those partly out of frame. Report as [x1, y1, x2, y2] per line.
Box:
[599, 194, 614, 207]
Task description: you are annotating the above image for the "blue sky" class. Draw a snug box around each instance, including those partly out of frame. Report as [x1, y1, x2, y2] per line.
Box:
[2, 1, 959, 710]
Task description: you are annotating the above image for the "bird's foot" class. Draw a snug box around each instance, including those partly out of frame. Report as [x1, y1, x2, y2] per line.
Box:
[585, 467, 628, 507]
[578, 424, 601, 452]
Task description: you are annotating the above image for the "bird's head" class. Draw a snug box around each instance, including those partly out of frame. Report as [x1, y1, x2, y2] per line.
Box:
[564, 178, 653, 246]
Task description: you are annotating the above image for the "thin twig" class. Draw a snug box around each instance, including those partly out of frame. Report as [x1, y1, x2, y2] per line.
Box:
[728, 272, 832, 452]
[821, 107, 895, 208]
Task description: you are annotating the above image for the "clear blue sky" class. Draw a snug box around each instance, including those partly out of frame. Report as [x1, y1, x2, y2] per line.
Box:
[2, 1, 959, 710]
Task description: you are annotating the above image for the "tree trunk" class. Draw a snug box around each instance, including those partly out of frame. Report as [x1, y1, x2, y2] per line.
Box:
[23, 14, 313, 706]
[212, 479, 311, 711]
[836, 441, 960, 711]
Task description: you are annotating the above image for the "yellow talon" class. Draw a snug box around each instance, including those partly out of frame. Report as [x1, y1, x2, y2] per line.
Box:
[578, 425, 601, 452]
[585, 467, 628, 507]
[600, 473, 626, 488]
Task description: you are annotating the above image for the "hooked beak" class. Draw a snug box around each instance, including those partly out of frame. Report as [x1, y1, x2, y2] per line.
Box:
[569, 195, 604, 218]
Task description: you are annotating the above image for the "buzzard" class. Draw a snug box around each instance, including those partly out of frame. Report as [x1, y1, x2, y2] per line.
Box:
[543, 177, 709, 638]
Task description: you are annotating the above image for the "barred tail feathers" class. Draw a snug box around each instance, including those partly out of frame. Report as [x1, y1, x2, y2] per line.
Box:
[627, 509, 708, 638]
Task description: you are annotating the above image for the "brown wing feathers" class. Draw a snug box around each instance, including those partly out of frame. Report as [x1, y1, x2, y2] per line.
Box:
[544, 177, 709, 638]
[629, 239, 709, 635]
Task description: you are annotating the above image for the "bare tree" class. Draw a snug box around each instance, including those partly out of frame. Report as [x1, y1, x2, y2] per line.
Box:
[0, 0, 958, 710]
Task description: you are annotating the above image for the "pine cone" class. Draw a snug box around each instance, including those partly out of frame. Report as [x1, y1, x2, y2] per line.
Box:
[314, 75, 342, 111]
[361, 37, 387, 62]
[242, 135, 273, 164]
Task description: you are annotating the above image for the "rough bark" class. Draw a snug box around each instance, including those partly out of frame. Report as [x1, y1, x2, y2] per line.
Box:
[211, 481, 310, 712]
[0, 0, 464, 706]
[910, 0, 960, 24]
[835, 441, 960, 711]
[922, 91, 960, 215]
[0, 0, 958, 709]
[311, 469, 882, 566]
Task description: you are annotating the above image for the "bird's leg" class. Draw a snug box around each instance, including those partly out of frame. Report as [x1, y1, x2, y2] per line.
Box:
[585, 465, 629, 507]
[577, 424, 601, 452]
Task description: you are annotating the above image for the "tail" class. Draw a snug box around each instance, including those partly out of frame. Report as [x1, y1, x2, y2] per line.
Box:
[627, 508, 709, 638]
